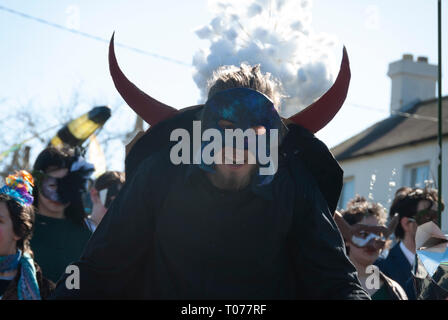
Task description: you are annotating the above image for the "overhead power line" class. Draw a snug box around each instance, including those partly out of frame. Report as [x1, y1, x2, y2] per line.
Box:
[345, 102, 446, 123]
[0, 4, 191, 67]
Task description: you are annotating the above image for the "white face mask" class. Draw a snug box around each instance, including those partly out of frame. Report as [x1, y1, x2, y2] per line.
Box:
[99, 189, 108, 207]
[351, 232, 386, 248]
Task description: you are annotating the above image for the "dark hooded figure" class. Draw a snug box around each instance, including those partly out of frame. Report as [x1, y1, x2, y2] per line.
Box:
[51, 35, 369, 299]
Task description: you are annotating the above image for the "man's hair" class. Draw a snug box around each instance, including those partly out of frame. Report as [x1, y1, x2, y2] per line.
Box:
[391, 187, 444, 239]
[94, 171, 125, 191]
[207, 63, 283, 108]
[32, 146, 86, 225]
[0, 194, 35, 255]
[390, 187, 413, 210]
[341, 195, 387, 226]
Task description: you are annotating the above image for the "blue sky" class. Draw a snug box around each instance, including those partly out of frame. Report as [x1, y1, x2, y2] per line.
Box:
[0, 0, 447, 171]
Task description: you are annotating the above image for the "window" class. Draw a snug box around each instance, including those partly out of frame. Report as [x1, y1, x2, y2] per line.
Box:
[338, 177, 355, 210]
[404, 162, 430, 188]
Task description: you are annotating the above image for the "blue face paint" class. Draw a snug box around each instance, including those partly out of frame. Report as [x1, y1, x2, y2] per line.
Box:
[199, 87, 287, 185]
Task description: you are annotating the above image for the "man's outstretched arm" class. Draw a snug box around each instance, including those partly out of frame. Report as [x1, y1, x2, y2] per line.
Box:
[287, 161, 370, 300]
[51, 155, 166, 299]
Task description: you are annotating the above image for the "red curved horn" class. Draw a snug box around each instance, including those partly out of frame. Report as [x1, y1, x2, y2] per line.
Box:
[288, 46, 351, 133]
[109, 33, 180, 125]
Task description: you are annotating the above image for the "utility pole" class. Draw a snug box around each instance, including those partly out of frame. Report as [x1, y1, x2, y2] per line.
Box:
[437, 0, 443, 228]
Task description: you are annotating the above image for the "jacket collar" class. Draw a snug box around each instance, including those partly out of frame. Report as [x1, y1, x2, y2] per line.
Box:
[388, 242, 412, 268]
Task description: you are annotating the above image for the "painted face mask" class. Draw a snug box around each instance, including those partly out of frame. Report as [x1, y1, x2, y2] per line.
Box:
[334, 211, 399, 251]
[33, 156, 94, 205]
[198, 87, 287, 185]
[351, 231, 387, 250]
[40, 175, 63, 203]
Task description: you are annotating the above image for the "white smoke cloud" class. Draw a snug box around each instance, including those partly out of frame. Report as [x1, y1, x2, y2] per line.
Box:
[193, 0, 339, 117]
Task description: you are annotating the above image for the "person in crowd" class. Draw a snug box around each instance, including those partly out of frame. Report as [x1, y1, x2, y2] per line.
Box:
[340, 195, 407, 300]
[375, 187, 444, 299]
[85, 171, 125, 232]
[0, 170, 54, 299]
[378, 187, 413, 259]
[30, 147, 94, 283]
[50, 39, 370, 299]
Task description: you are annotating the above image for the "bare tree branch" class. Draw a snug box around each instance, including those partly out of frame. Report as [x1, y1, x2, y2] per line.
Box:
[0, 88, 135, 177]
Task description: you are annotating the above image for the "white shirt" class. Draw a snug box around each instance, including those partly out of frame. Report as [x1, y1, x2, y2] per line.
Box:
[84, 217, 97, 233]
[399, 241, 415, 267]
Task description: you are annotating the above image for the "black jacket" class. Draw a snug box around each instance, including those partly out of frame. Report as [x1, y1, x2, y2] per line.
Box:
[375, 242, 414, 298]
[379, 271, 408, 300]
[51, 107, 369, 299]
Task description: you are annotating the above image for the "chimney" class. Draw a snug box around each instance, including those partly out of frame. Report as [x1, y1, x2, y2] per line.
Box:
[387, 54, 437, 113]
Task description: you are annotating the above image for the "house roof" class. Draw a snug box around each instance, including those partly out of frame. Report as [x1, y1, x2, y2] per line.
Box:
[331, 96, 448, 161]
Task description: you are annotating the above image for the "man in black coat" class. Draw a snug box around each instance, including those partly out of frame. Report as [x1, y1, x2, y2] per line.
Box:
[51, 36, 369, 299]
[375, 187, 443, 299]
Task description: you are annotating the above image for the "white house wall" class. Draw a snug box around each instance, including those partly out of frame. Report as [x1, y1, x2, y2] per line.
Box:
[338, 138, 448, 232]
